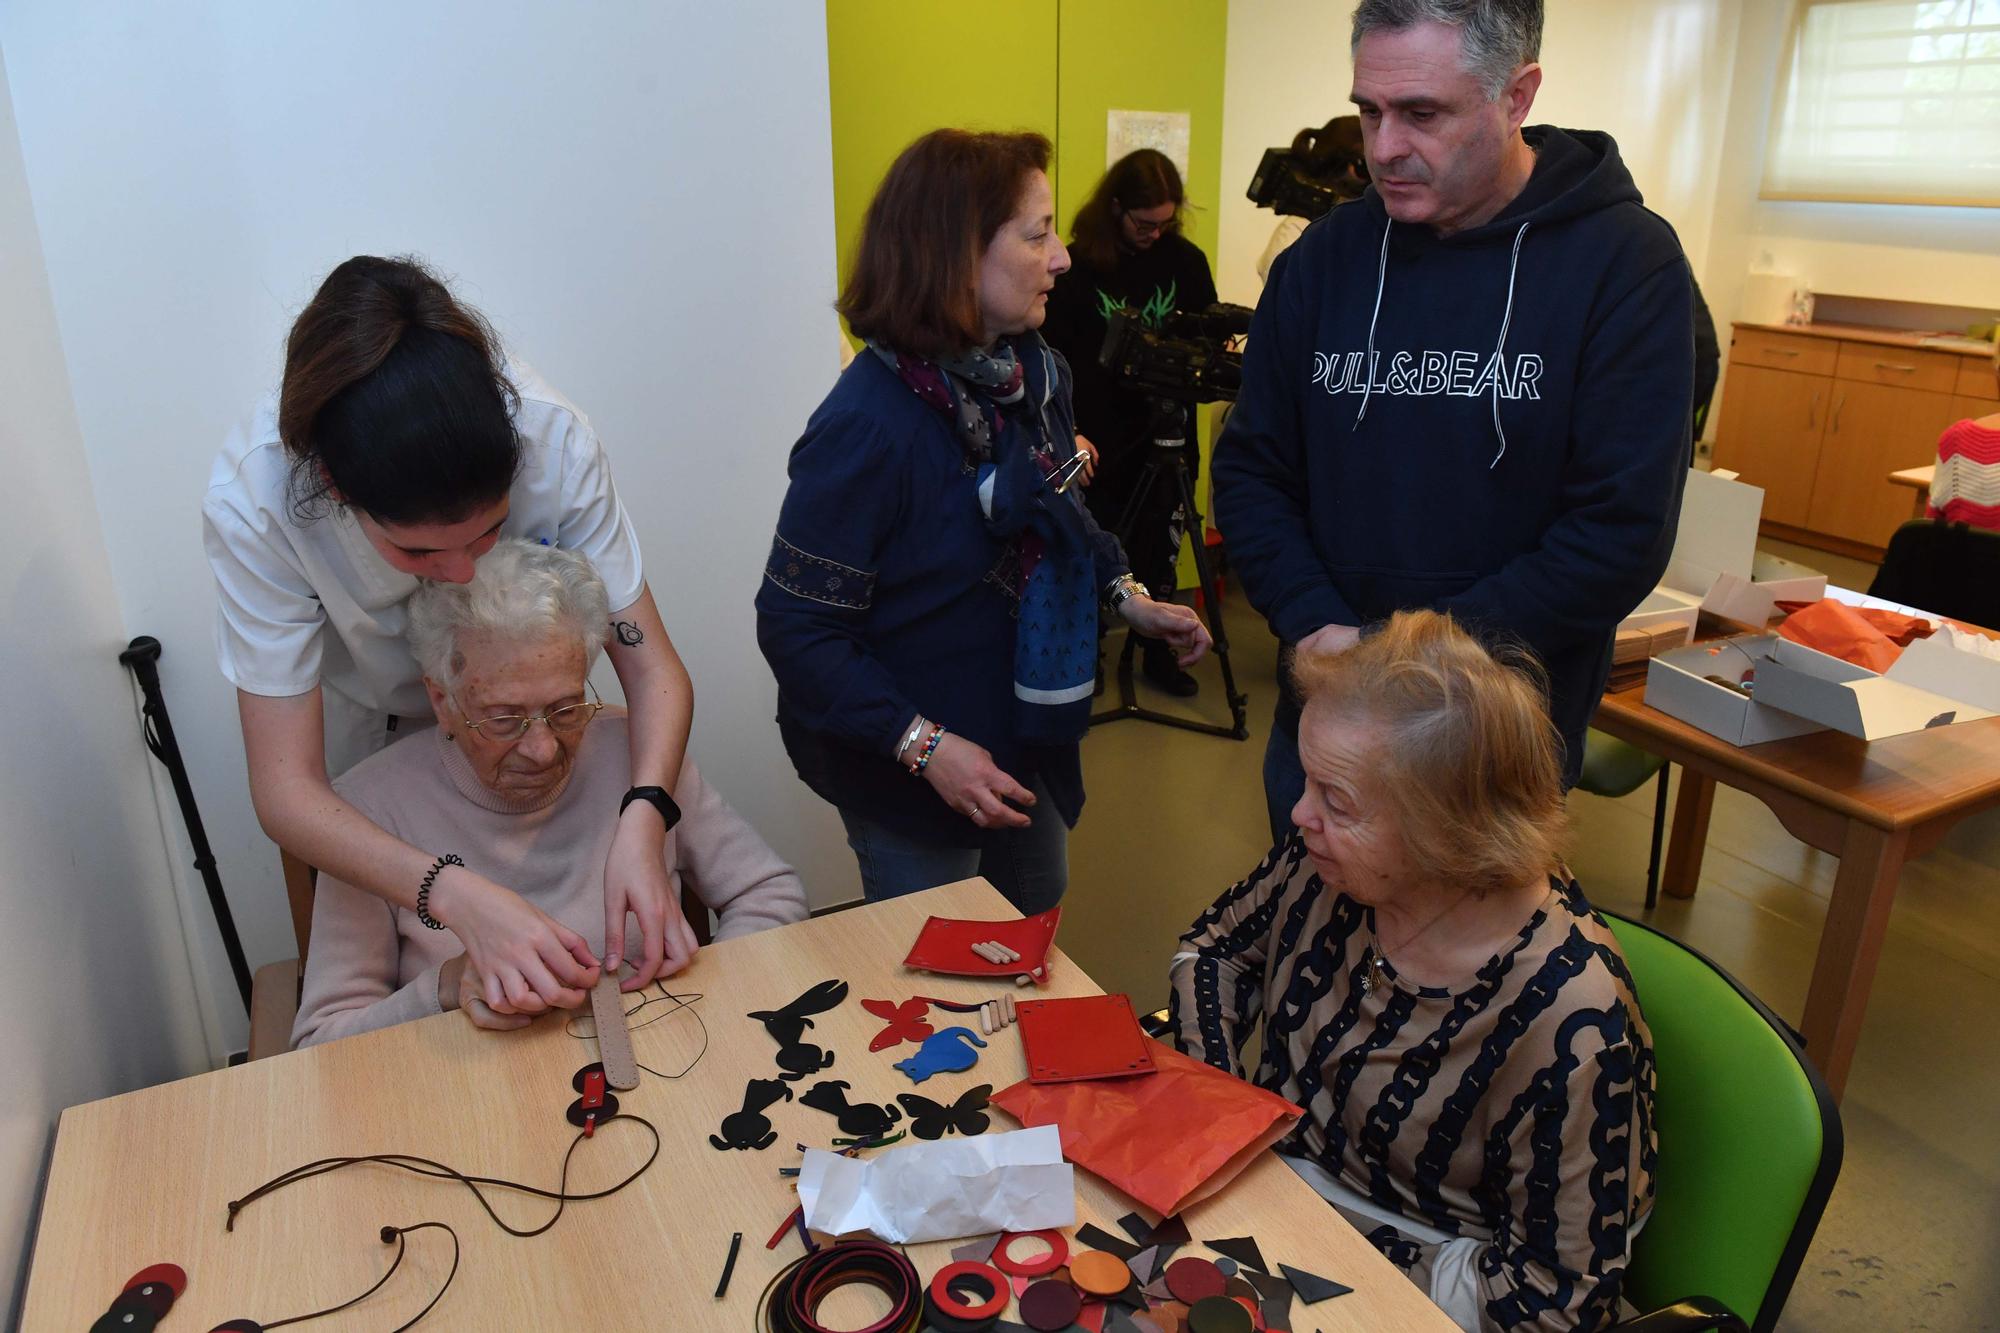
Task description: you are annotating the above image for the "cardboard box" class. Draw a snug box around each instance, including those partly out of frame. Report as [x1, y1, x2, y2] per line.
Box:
[1622, 585, 1704, 640]
[1643, 634, 1826, 746]
[1751, 634, 2000, 740]
[1621, 470, 1827, 639]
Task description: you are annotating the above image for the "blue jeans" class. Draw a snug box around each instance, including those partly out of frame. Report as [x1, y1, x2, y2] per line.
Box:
[1264, 693, 1306, 847]
[839, 776, 1068, 914]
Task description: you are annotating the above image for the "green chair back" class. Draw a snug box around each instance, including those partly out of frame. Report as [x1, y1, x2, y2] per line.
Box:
[1577, 730, 1667, 799]
[1604, 912, 1842, 1332]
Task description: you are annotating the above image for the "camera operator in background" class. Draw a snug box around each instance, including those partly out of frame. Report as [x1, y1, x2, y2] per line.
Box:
[1043, 150, 1219, 697]
[1255, 115, 1371, 281]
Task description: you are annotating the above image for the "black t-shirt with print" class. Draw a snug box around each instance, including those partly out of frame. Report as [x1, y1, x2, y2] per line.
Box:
[1043, 231, 1218, 460]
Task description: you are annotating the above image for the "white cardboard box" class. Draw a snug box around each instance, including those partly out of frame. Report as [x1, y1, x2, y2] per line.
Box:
[1643, 634, 1826, 746]
[1620, 470, 1827, 638]
[1622, 585, 1705, 640]
[1751, 634, 2000, 740]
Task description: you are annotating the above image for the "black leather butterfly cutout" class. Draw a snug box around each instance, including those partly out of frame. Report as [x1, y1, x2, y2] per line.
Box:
[896, 1082, 992, 1140]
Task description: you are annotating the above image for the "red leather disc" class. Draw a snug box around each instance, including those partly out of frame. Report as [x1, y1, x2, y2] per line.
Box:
[1018, 1278, 1083, 1330]
[1164, 1256, 1227, 1304]
[122, 1264, 187, 1298]
[929, 1260, 1008, 1320]
[993, 1228, 1068, 1277]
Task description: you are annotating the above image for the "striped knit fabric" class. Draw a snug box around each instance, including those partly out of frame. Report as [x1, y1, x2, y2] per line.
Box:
[1170, 834, 1655, 1333]
[1930, 418, 2000, 532]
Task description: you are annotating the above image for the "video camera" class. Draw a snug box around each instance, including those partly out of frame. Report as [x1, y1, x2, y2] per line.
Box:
[1098, 303, 1253, 405]
[1246, 115, 1370, 222]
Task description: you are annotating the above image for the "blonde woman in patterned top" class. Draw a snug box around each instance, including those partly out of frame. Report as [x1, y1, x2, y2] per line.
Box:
[1170, 610, 1654, 1333]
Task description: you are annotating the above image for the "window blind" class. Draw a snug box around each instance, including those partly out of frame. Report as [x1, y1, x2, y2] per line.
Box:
[1763, 0, 2000, 207]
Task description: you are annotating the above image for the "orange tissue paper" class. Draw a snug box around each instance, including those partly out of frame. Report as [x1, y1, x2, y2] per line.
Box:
[1777, 597, 1934, 674]
[991, 1039, 1303, 1218]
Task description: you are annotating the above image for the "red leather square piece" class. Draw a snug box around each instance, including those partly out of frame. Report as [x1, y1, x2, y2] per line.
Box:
[1015, 993, 1156, 1084]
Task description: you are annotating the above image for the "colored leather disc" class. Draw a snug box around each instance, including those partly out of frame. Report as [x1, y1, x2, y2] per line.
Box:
[1018, 1278, 1084, 1331]
[930, 1260, 1009, 1320]
[123, 1264, 187, 1299]
[117, 1281, 177, 1318]
[1186, 1294, 1254, 1333]
[921, 1292, 996, 1333]
[993, 1228, 1068, 1277]
[89, 1305, 158, 1333]
[1070, 1248, 1134, 1296]
[1164, 1256, 1227, 1304]
[565, 1091, 620, 1128]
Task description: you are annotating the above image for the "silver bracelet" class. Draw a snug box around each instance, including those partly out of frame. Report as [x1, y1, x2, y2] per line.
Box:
[894, 717, 926, 762]
[1105, 574, 1147, 611]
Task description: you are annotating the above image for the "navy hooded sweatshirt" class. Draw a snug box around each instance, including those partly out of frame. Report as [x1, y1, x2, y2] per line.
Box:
[1213, 126, 1694, 781]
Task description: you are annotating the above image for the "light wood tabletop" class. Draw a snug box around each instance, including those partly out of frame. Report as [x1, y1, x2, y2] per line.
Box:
[1888, 464, 1934, 520]
[1594, 682, 2000, 1099]
[23, 879, 1453, 1331]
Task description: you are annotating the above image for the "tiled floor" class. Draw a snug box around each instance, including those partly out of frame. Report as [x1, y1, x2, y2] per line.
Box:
[1064, 555, 2000, 1332]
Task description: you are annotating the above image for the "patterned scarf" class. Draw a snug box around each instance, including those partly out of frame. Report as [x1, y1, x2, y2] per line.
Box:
[868, 334, 1097, 743]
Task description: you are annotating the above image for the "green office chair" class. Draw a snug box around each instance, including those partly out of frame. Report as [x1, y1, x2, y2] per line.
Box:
[1602, 910, 1843, 1333]
[1576, 731, 1671, 909]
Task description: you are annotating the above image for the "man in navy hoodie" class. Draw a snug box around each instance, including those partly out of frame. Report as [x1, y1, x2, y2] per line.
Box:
[1214, 0, 1693, 839]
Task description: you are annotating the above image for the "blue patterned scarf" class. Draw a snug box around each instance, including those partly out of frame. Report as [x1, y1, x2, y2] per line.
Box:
[869, 334, 1097, 743]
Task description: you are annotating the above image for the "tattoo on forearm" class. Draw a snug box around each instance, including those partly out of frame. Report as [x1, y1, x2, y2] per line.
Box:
[612, 620, 644, 647]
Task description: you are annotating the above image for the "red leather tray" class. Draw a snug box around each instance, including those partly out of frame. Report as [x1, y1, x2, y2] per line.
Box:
[1015, 993, 1155, 1084]
[903, 907, 1060, 983]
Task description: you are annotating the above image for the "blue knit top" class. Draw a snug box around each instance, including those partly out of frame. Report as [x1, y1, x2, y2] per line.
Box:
[755, 340, 1128, 845]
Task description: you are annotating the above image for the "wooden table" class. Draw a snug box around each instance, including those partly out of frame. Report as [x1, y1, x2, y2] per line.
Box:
[22, 880, 1452, 1331]
[1888, 463, 1934, 520]
[1594, 684, 2000, 1100]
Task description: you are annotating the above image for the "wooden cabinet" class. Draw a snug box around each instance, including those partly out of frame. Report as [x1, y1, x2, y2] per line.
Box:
[1712, 322, 1997, 556]
[1711, 364, 1825, 526]
[1805, 382, 1958, 545]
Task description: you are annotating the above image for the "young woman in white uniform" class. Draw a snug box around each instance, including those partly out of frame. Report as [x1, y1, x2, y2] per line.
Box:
[204, 256, 698, 1018]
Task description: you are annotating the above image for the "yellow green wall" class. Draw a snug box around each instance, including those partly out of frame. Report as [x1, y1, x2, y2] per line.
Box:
[826, 0, 1226, 308]
[1052, 2, 1227, 278]
[825, 0, 1230, 586]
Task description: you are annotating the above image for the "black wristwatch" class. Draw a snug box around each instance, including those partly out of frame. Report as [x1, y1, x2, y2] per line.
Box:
[620, 785, 682, 832]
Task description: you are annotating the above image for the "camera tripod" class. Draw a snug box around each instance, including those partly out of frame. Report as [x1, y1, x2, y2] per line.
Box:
[1089, 396, 1249, 740]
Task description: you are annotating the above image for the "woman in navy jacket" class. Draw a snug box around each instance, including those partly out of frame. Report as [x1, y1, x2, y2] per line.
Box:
[756, 129, 1210, 911]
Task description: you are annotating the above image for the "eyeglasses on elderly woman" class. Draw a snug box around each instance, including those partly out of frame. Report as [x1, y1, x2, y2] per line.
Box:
[454, 682, 605, 742]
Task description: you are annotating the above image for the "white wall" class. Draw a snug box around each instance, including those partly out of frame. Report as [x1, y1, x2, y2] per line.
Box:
[0, 47, 212, 1319]
[1216, 0, 1355, 306]
[0, 2, 855, 1064]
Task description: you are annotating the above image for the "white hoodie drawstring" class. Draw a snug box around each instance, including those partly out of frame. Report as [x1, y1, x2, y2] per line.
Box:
[1352, 220, 1393, 429]
[1488, 222, 1531, 469]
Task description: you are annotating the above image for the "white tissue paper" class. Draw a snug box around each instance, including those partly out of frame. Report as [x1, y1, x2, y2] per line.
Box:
[1941, 624, 2000, 663]
[796, 1124, 1076, 1243]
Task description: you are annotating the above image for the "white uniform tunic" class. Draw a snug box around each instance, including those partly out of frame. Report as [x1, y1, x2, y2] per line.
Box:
[203, 360, 644, 773]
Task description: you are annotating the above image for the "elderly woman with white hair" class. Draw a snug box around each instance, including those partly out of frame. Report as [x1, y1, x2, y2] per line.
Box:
[1172, 610, 1654, 1333]
[293, 540, 807, 1048]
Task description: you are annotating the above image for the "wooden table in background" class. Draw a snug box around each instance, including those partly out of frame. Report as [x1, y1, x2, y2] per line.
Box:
[1594, 684, 2000, 1100]
[22, 880, 1452, 1331]
[1888, 463, 1934, 520]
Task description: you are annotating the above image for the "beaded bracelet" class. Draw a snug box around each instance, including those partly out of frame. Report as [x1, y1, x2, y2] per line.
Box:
[906, 723, 946, 776]
[415, 853, 464, 930]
